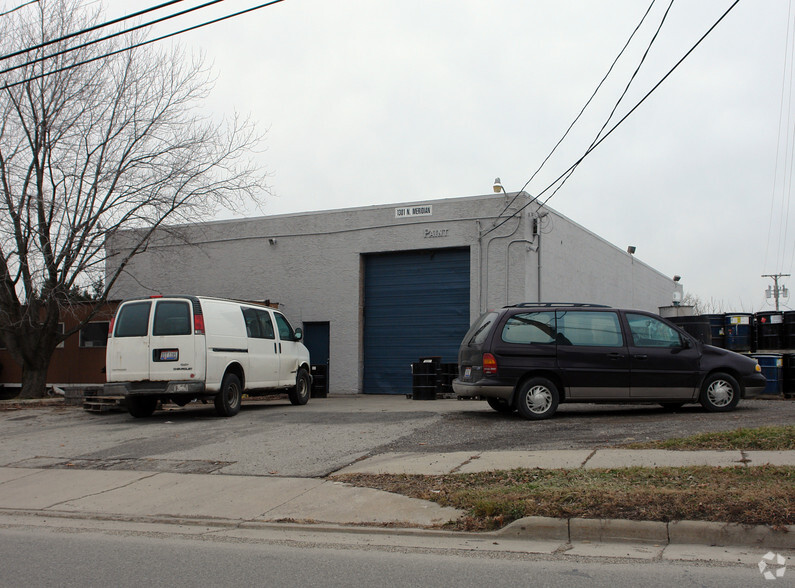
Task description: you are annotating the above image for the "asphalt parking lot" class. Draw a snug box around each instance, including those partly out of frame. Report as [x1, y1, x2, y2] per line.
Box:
[0, 395, 792, 478]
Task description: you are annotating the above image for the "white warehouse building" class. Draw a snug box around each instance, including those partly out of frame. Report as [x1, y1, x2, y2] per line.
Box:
[107, 192, 683, 395]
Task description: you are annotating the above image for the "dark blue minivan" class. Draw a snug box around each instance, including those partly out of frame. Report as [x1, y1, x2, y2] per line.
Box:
[452, 303, 766, 420]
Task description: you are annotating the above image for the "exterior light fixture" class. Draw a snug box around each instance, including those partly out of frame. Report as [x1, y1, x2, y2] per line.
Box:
[673, 275, 681, 282]
[627, 246, 636, 255]
[268, 238, 277, 245]
[493, 177, 504, 194]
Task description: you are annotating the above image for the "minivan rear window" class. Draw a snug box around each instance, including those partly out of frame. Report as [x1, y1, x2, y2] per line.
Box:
[114, 302, 151, 337]
[502, 312, 556, 344]
[463, 312, 499, 346]
[153, 300, 192, 336]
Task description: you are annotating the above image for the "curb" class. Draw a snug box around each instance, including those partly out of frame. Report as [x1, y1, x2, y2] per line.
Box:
[499, 516, 795, 549]
[1, 508, 793, 550]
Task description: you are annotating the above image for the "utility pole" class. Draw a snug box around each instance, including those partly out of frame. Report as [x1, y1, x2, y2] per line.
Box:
[762, 273, 790, 311]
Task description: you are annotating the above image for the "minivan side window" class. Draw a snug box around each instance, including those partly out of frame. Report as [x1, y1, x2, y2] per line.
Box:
[153, 301, 192, 336]
[114, 302, 152, 337]
[556, 311, 623, 347]
[501, 312, 556, 344]
[274, 313, 295, 341]
[627, 313, 684, 348]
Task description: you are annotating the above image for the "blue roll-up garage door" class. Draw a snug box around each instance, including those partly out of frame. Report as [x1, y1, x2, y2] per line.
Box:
[363, 248, 470, 394]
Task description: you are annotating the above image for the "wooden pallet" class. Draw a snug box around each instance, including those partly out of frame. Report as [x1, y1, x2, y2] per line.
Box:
[83, 395, 125, 413]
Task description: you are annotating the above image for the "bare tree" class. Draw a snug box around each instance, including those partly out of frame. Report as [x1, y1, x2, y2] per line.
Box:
[0, 0, 267, 397]
[681, 292, 726, 315]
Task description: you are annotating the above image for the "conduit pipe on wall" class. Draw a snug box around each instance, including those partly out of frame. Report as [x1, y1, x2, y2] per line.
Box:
[506, 238, 538, 305]
[479, 214, 522, 313]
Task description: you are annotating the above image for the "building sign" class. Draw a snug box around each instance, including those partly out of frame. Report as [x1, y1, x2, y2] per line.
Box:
[424, 228, 449, 239]
[395, 205, 432, 218]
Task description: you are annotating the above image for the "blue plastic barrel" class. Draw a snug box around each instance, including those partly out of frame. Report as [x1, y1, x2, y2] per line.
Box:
[724, 313, 753, 352]
[750, 354, 783, 396]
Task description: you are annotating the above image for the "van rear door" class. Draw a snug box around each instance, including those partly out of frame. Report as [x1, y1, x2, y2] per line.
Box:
[107, 300, 153, 382]
[148, 299, 199, 382]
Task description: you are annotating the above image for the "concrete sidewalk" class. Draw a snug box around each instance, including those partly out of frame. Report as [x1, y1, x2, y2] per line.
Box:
[0, 466, 459, 527]
[334, 448, 795, 475]
[1, 449, 794, 552]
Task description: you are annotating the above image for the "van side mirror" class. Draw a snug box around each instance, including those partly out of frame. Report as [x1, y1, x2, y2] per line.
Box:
[294, 328, 303, 342]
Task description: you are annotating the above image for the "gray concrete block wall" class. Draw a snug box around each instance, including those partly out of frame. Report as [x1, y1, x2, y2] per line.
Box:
[108, 193, 679, 394]
[539, 209, 676, 311]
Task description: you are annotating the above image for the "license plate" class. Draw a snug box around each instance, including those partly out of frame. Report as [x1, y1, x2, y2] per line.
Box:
[464, 367, 471, 379]
[160, 350, 178, 361]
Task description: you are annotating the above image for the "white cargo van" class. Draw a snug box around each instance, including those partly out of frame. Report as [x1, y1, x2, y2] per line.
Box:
[105, 296, 312, 418]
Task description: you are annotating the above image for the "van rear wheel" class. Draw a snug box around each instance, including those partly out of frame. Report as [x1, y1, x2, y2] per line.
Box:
[486, 397, 514, 413]
[127, 396, 157, 418]
[516, 377, 559, 420]
[288, 368, 311, 406]
[215, 373, 242, 417]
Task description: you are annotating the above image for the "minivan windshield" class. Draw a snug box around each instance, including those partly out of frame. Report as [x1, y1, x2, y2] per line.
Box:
[463, 312, 498, 346]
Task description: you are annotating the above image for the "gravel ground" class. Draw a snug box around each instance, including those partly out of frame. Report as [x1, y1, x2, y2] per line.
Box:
[378, 398, 795, 453]
[0, 396, 792, 477]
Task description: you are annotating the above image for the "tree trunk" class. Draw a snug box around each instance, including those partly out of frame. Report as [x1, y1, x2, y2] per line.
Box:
[19, 365, 50, 399]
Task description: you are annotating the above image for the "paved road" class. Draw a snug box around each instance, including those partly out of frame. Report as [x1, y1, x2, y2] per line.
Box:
[0, 524, 773, 588]
[0, 396, 792, 477]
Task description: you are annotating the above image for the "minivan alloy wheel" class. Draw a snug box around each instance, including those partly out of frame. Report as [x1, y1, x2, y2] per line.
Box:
[526, 385, 553, 413]
[707, 379, 732, 406]
[699, 372, 740, 412]
[516, 377, 559, 420]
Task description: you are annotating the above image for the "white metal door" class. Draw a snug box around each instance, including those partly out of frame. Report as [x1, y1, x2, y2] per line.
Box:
[273, 311, 300, 386]
[106, 300, 153, 382]
[148, 299, 198, 383]
[242, 306, 280, 388]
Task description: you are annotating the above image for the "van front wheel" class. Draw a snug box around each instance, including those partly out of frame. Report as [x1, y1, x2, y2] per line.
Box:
[699, 372, 740, 412]
[289, 368, 311, 406]
[215, 373, 242, 417]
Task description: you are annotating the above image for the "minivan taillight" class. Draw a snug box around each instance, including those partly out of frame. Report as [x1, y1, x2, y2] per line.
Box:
[194, 314, 205, 335]
[108, 317, 115, 337]
[482, 353, 498, 376]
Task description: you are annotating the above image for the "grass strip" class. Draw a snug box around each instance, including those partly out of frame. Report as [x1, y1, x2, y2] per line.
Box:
[335, 465, 795, 531]
[623, 425, 795, 450]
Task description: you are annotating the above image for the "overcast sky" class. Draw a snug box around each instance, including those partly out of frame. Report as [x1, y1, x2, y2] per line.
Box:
[65, 2, 795, 310]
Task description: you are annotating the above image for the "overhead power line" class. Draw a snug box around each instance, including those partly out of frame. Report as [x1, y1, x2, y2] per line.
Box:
[1, 0, 288, 90]
[484, 0, 742, 239]
[0, 0, 37, 18]
[496, 0, 660, 220]
[531, 0, 677, 217]
[0, 0, 188, 62]
[0, 0, 228, 77]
